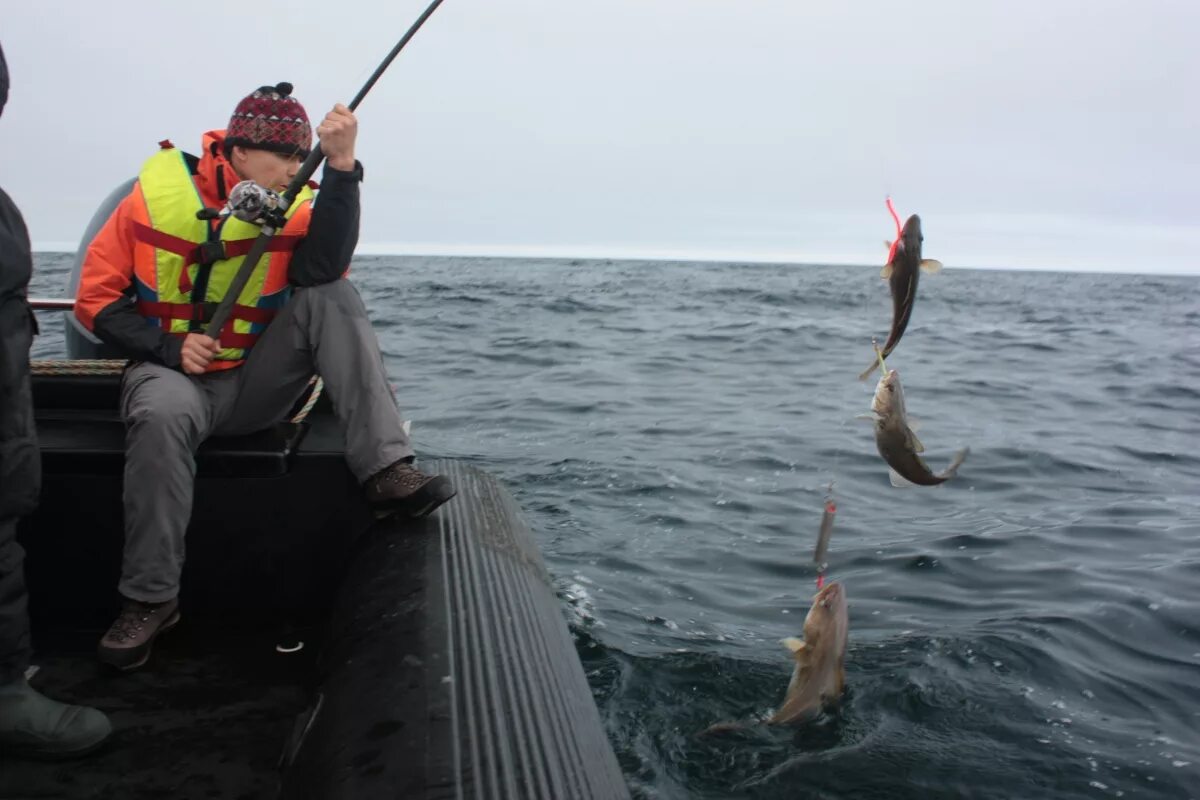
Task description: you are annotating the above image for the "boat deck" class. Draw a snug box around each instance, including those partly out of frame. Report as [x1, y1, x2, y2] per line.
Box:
[2, 623, 321, 799]
[7, 367, 631, 798]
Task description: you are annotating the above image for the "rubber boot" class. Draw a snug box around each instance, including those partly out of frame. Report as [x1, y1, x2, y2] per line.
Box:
[0, 677, 112, 759]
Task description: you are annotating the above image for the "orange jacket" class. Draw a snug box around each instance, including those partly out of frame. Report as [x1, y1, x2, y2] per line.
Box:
[76, 130, 323, 371]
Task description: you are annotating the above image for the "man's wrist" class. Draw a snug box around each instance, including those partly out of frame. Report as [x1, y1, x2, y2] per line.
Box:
[322, 159, 364, 183]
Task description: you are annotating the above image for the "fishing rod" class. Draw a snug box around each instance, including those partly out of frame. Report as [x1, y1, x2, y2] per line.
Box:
[204, 0, 448, 339]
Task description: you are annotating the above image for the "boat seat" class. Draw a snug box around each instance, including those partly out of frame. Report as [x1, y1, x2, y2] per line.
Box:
[32, 372, 310, 479]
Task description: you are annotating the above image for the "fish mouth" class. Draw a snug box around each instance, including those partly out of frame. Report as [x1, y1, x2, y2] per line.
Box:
[871, 369, 898, 413]
[815, 581, 843, 608]
[807, 581, 848, 637]
[902, 214, 923, 249]
[902, 214, 922, 237]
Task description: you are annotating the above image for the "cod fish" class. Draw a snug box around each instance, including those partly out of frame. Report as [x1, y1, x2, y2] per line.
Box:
[766, 580, 849, 725]
[871, 364, 968, 487]
[701, 581, 849, 735]
[859, 209, 943, 381]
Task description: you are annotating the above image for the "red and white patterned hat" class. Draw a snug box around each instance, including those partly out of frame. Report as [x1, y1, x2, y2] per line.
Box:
[224, 82, 312, 159]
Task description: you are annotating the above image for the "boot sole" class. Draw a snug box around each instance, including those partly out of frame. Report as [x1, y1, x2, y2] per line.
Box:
[4, 730, 113, 761]
[98, 609, 181, 673]
[407, 486, 458, 518]
[373, 479, 457, 520]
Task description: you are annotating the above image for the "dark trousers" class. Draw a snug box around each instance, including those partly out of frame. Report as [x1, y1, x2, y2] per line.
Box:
[0, 297, 38, 684]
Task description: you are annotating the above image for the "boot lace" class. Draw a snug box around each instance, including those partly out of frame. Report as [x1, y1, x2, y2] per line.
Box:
[378, 463, 428, 493]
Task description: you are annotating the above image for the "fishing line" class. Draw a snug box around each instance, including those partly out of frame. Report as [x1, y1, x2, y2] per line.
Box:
[873, 339, 887, 374]
[813, 387, 844, 591]
[811, 264, 894, 592]
[813, 486, 836, 591]
[811, 204, 898, 592]
[815, 403, 845, 590]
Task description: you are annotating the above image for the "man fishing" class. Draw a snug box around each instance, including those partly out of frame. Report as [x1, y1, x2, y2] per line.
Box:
[0, 41, 113, 757]
[74, 82, 455, 671]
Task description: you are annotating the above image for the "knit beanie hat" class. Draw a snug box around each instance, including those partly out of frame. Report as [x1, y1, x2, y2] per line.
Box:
[224, 82, 312, 159]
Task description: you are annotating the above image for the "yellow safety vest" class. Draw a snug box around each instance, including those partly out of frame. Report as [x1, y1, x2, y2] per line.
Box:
[130, 146, 314, 367]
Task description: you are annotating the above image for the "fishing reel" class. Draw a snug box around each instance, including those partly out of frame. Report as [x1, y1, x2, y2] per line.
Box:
[227, 180, 289, 226]
[196, 180, 289, 227]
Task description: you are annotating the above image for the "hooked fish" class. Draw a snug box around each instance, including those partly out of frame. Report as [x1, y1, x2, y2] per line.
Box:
[766, 580, 849, 725]
[859, 203, 943, 381]
[870, 358, 969, 487]
[700, 581, 849, 735]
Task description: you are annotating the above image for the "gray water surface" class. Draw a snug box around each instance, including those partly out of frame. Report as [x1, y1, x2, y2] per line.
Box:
[32, 254, 1200, 799]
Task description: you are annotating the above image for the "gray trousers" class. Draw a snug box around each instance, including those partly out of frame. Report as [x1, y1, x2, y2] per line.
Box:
[118, 279, 413, 603]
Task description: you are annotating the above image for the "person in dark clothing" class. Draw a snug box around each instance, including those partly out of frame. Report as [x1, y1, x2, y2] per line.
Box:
[74, 82, 455, 671]
[0, 41, 113, 758]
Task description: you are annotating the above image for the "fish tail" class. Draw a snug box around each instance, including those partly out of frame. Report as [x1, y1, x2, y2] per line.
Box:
[937, 447, 970, 481]
[698, 720, 752, 737]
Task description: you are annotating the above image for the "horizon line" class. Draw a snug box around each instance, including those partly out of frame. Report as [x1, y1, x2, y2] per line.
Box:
[29, 241, 1198, 277]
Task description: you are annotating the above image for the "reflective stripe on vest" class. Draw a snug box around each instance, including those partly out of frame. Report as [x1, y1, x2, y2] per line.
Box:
[132, 148, 314, 363]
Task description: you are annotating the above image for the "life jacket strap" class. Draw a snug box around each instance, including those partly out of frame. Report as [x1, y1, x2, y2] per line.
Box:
[132, 221, 304, 265]
[137, 299, 278, 331]
[164, 328, 259, 351]
[195, 240, 227, 266]
[131, 221, 303, 293]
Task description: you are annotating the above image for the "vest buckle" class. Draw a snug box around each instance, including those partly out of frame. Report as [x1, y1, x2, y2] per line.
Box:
[195, 241, 227, 266]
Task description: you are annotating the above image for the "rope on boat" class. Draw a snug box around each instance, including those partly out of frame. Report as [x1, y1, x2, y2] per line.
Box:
[31, 359, 324, 423]
[290, 376, 324, 423]
[31, 359, 128, 375]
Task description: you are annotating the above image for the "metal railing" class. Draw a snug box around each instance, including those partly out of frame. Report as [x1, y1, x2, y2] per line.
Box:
[28, 297, 75, 311]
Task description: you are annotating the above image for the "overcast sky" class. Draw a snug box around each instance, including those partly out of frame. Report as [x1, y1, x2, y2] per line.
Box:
[2, 1, 1197, 274]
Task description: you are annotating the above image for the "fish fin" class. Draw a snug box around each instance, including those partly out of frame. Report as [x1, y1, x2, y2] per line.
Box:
[880, 263, 894, 279]
[920, 259, 943, 274]
[889, 467, 917, 489]
[402, 419, 412, 436]
[854, 413, 877, 423]
[906, 415, 920, 432]
[781, 637, 806, 654]
[699, 720, 752, 736]
[907, 427, 925, 453]
[884, 239, 892, 251]
[937, 447, 970, 481]
[771, 679, 822, 725]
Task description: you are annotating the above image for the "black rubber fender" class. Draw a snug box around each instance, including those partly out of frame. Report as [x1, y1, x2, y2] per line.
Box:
[279, 459, 629, 800]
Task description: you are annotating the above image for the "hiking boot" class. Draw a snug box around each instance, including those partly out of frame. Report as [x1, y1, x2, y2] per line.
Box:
[364, 459, 456, 518]
[97, 597, 180, 672]
[0, 677, 112, 759]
